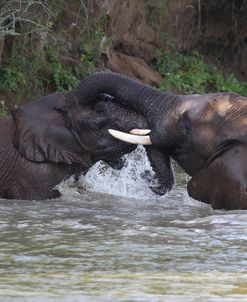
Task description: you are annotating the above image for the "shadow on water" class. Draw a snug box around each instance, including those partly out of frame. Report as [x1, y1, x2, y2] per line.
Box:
[0, 147, 246, 301]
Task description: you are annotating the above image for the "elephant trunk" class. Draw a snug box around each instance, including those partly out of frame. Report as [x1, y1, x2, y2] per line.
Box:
[144, 146, 175, 195]
[72, 72, 177, 116]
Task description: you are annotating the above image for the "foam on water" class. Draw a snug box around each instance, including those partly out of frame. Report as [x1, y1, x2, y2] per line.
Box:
[58, 146, 162, 199]
[78, 146, 159, 199]
[57, 146, 203, 207]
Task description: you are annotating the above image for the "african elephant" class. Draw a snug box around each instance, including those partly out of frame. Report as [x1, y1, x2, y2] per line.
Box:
[0, 84, 147, 200]
[75, 72, 247, 210]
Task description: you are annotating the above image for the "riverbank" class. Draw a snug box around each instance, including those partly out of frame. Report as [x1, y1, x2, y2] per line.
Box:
[1, 0, 247, 114]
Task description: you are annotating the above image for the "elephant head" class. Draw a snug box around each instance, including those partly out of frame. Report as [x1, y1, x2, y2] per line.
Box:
[76, 72, 247, 210]
[0, 77, 150, 200]
[12, 92, 147, 171]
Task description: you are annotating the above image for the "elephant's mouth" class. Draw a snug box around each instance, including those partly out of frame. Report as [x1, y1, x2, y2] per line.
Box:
[108, 128, 175, 196]
[93, 98, 174, 196]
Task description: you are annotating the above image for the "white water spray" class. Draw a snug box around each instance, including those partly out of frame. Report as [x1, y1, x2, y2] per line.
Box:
[78, 146, 158, 199]
[58, 146, 199, 206]
[58, 146, 159, 199]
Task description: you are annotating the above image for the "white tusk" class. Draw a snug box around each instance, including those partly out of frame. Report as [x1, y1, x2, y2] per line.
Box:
[108, 129, 152, 145]
[129, 129, 151, 135]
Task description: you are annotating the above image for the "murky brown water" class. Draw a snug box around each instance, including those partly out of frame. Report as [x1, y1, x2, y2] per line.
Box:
[0, 147, 246, 301]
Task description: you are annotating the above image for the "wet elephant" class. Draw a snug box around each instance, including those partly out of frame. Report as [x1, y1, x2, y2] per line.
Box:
[0, 84, 147, 200]
[74, 72, 247, 210]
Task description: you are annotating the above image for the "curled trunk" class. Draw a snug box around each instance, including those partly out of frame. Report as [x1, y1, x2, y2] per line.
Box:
[73, 72, 175, 116]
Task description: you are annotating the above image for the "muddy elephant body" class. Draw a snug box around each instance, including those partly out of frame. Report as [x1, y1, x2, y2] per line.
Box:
[75, 72, 247, 210]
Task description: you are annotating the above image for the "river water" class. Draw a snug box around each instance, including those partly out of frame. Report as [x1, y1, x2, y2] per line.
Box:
[0, 147, 246, 302]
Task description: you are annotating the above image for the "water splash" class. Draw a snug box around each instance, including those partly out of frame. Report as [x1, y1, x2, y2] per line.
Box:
[78, 151, 204, 208]
[58, 146, 198, 205]
[77, 146, 158, 199]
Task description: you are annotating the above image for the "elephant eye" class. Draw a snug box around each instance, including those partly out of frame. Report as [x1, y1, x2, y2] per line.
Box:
[97, 93, 114, 102]
[180, 114, 192, 135]
[95, 103, 107, 115]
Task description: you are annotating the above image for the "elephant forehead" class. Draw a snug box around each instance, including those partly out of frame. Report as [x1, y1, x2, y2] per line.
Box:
[210, 96, 232, 116]
[181, 93, 247, 125]
[181, 100, 219, 125]
[181, 94, 247, 143]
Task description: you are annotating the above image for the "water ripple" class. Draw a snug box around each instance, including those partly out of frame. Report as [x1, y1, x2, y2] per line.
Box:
[0, 147, 246, 301]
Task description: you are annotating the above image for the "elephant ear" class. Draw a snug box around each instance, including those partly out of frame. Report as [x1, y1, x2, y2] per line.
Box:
[187, 143, 247, 210]
[12, 93, 91, 167]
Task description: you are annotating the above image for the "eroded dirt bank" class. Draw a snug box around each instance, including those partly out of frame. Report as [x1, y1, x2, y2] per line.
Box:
[0, 0, 247, 109]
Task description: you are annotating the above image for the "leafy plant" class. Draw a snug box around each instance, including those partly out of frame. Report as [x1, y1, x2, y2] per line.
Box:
[46, 46, 79, 91]
[0, 65, 25, 92]
[0, 100, 8, 116]
[79, 14, 110, 70]
[155, 50, 247, 96]
[211, 71, 247, 96]
[0, 46, 45, 104]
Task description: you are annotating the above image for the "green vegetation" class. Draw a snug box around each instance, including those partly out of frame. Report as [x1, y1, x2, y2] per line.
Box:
[0, 0, 246, 117]
[79, 14, 110, 72]
[0, 0, 108, 114]
[0, 46, 44, 104]
[46, 46, 79, 92]
[155, 50, 247, 96]
[0, 46, 98, 109]
[0, 100, 8, 116]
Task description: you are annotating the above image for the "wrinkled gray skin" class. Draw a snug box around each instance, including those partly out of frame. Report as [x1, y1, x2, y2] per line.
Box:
[0, 88, 147, 200]
[76, 72, 247, 210]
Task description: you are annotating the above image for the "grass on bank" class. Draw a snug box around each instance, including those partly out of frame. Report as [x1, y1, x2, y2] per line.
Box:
[155, 50, 247, 96]
[1, 47, 247, 116]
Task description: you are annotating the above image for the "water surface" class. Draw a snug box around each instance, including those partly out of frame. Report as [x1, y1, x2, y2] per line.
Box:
[0, 147, 246, 301]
